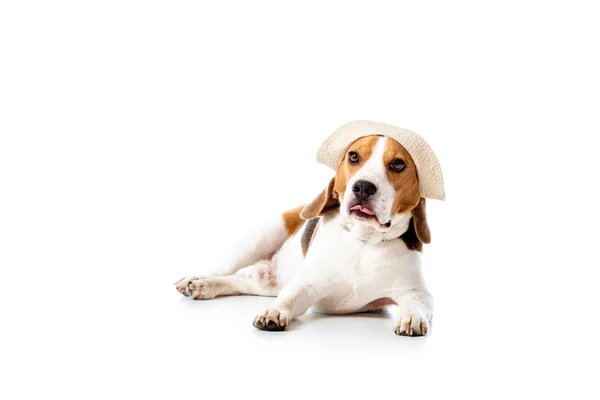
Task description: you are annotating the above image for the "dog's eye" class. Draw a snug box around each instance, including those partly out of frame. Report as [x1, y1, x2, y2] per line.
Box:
[348, 151, 360, 164]
[389, 159, 406, 172]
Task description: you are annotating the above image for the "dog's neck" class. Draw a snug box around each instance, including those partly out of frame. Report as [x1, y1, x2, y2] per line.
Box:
[340, 213, 412, 245]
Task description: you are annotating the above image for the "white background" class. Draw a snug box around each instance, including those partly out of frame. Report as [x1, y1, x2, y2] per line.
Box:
[1, 1, 599, 399]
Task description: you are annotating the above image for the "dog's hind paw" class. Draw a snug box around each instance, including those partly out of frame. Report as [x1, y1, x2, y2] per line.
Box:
[174, 276, 223, 300]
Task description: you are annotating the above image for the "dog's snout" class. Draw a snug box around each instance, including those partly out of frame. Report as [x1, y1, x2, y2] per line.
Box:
[352, 180, 377, 200]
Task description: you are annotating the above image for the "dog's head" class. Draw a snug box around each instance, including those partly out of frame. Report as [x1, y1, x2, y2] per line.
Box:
[301, 135, 430, 245]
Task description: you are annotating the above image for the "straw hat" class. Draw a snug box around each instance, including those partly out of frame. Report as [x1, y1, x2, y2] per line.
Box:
[316, 120, 445, 200]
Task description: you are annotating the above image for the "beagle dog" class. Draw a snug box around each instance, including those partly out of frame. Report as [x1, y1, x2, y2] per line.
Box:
[176, 134, 437, 336]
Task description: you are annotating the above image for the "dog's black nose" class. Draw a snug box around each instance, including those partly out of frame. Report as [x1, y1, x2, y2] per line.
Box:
[352, 180, 377, 200]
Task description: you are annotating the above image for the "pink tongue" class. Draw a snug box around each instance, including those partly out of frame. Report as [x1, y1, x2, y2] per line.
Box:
[350, 205, 375, 215]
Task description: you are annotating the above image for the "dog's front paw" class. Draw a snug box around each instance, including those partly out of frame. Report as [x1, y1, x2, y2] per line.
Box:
[253, 308, 290, 331]
[394, 313, 430, 336]
[174, 276, 222, 300]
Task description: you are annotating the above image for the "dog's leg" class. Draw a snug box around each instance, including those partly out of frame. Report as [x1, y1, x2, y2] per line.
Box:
[175, 260, 281, 299]
[252, 281, 325, 331]
[211, 207, 304, 276]
[392, 288, 433, 336]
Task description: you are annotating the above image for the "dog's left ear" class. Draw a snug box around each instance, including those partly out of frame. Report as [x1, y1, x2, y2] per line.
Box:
[411, 197, 431, 244]
[300, 177, 339, 220]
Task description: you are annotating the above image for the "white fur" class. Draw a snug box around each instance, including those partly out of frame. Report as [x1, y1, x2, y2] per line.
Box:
[176, 137, 433, 336]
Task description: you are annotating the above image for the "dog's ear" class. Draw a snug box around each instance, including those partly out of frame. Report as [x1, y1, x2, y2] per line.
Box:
[300, 177, 339, 220]
[411, 197, 431, 244]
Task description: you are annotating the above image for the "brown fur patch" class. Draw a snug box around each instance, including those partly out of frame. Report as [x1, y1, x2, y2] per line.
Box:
[301, 218, 319, 256]
[282, 205, 306, 236]
[300, 178, 339, 220]
[382, 138, 421, 215]
[411, 197, 431, 244]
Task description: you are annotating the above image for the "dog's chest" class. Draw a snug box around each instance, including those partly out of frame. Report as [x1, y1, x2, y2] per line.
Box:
[339, 239, 408, 293]
[305, 216, 422, 313]
[313, 243, 399, 313]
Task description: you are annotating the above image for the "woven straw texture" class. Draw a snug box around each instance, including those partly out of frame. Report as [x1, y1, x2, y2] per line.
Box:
[316, 120, 445, 200]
